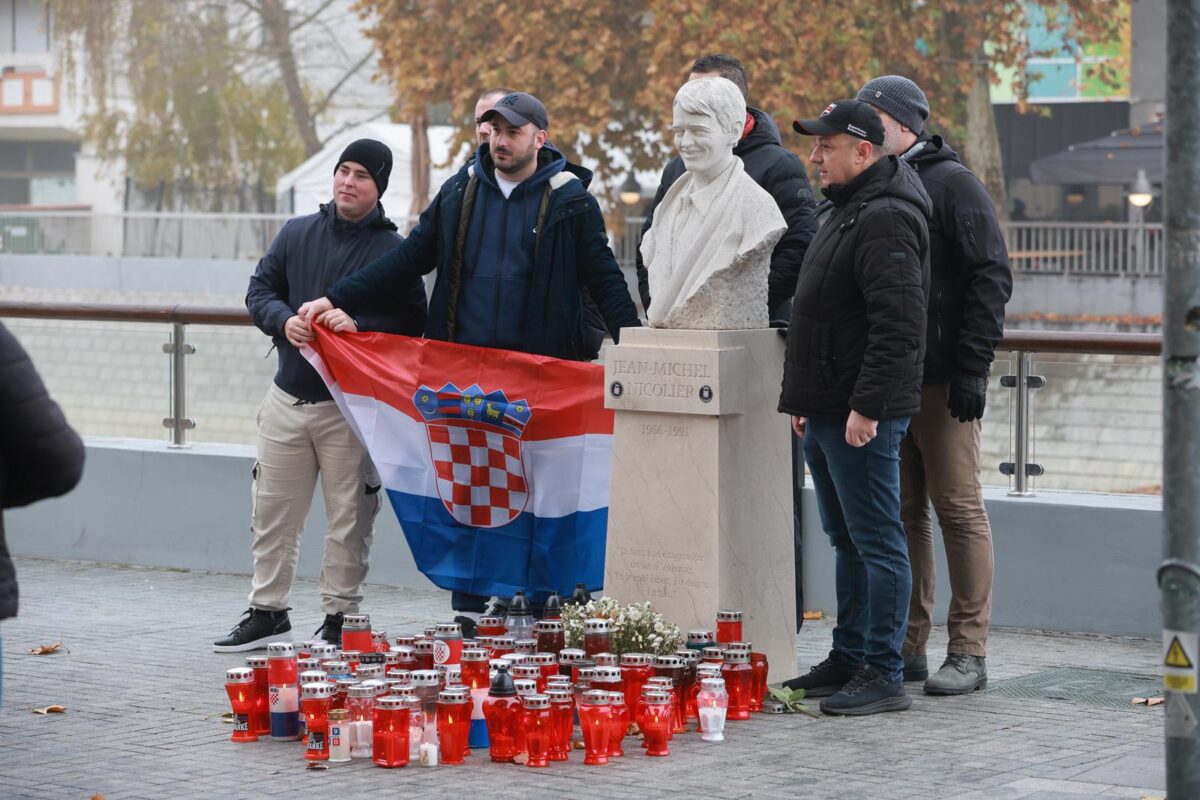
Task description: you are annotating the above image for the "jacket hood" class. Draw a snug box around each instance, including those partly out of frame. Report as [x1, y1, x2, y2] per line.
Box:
[474, 141, 568, 194]
[318, 201, 399, 232]
[901, 133, 961, 167]
[735, 107, 782, 155]
[822, 155, 933, 219]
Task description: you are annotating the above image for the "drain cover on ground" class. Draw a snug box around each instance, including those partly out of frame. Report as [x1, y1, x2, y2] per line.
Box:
[988, 668, 1162, 709]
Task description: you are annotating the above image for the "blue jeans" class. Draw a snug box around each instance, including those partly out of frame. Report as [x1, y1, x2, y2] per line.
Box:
[803, 413, 912, 682]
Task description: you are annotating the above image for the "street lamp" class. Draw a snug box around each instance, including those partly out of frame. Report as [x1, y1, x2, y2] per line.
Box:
[1128, 168, 1154, 208]
[619, 173, 641, 206]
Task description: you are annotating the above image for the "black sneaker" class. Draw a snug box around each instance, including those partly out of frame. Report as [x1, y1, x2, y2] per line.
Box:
[454, 615, 479, 639]
[781, 651, 861, 698]
[314, 612, 344, 647]
[820, 664, 912, 716]
[213, 607, 291, 653]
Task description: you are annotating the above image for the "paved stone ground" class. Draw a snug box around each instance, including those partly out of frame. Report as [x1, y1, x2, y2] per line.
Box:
[0, 558, 1167, 800]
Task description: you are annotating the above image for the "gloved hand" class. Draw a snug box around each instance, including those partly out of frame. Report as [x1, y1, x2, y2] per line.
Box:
[947, 372, 988, 422]
[770, 298, 791, 339]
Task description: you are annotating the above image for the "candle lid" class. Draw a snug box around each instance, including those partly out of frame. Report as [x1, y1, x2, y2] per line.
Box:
[697, 663, 723, 677]
[390, 645, 416, 659]
[501, 653, 530, 667]
[413, 640, 434, 654]
[702, 647, 726, 660]
[388, 684, 416, 697]
[514, 679, 538, 695]
[400, 695, 421, 710]
[583, 618, 610, 633]
[360, 679, 387, 696]
[514, 638, 538, 653]
[591, 666, 622, 682]
[643, 690, 671, 704]
[605, 691, 626, 706]
[339, 650, 363, 662]
[342, 613, 371, 630]
[545, 688, 572, 703]
[675, 649, 701, 664]
[310, 643, 338, 659]
[646, 677, 674, 689]
[348, 684, 376, 698]
[558, 648, 587, 663]
[356, 665, 384, 680]
[717, 610, 743, 622]
[593, 653, 618, 667]
[478, 615, 505, 627]
[383, 651, 402, 666]
[335, 678, 359, 691]
[372, 630, 389, 642]
[424, 626, 438, 637]
[410, 669, 440, 686]
[620, 652, 652, 667]
[492, 636, 516, 648]
[512, 665, 541, 679]
[461, 648, 489, 662]
[438, 688, 470, 703]
[225, 667, 255, 684]
[245, 656, 268, 669]
[302, 681, 336, 699]
[580, 689, 611, 705]
[393, 635, 417, 647]
[521, 693, 550, 710]
[687, 629, 715, 642]
[299, 669, 329, 685]
[322, 660, 351, 675]
[435, 622, 462, 636]
[534, 619, 563, 632]
[723, 649, 750, 664]
[700, 677, 727, 690]
[654, 655, 684, 668]
[266, 642, 295, 658]
[438, 664, 463, 684]
[530, 652, 557, 666]
[376, 696, 407, 710]
[727, 641, 753, 652]
[359, 652, 386, 666]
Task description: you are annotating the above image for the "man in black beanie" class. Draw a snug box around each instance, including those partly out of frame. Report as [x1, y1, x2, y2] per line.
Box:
[857, 75, 1012, 695]
[214, 138, 428, 652]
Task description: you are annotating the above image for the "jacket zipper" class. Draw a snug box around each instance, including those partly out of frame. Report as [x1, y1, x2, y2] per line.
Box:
[492, 190, 510, 345]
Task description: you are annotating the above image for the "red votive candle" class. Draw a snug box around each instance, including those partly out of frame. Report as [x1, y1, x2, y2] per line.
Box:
[716, 610, 743, 646]
[301, 681, 335, 760]
[372, 696, 410, 767]
[520, 694, 553, 767]
[224, 667, 258, 743]
[578, 690, 612, 766]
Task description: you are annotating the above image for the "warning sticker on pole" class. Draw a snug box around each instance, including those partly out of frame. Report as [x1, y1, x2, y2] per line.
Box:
[1163, 629, 1198, 694]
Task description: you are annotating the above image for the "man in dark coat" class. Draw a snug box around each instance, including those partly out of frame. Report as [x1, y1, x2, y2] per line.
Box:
[300, 93, 640, 631]
[858, 75, 1012, 696]
[780, 99, 931, 715]
[636, 53, 817, 323]
[215, 139, 427, 652]
[0, 322, 86, 696]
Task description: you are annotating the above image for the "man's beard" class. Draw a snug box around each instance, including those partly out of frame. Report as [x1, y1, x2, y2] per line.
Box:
[495, 141, 537, 176]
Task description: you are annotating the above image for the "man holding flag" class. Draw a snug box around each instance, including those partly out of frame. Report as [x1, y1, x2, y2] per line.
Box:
[300, 92, 640, 632]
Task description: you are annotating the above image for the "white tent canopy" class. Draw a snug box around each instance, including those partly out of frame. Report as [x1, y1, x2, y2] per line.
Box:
[275, 122, 464, 219]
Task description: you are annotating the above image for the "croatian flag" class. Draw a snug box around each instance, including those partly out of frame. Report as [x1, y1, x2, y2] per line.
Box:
[302, 328, 613, 599]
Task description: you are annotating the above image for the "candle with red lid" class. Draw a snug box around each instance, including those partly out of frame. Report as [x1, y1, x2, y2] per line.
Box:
[372, 696, 410, 767]
[721, 648, 753, 720]
[520, 694, 553, 767]
[301, 681, 335, 759]
[266, 642, 300, 741]
[436, 689, 471, 764]
[224, 668, 258, 742]
[577, 690, 612, 766]
[245, 656, 271, 736]
[341, 613, 372, 652]
[546, 688, 573, 761]
[582, 618, 611, 658]
[434, 622, 463, 666]
[715, 610, 743, 646]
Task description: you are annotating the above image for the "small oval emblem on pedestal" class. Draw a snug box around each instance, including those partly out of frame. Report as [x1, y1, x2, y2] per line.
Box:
[699, 385, 713, 403]
[610, 381, 624, 398]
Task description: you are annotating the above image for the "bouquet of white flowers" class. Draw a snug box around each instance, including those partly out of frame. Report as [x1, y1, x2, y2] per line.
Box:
[561, 596, 684, 655]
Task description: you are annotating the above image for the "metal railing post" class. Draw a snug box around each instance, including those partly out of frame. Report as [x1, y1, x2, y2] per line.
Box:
[162, 322, 196, 447]
[1000, 350, 1045, 496]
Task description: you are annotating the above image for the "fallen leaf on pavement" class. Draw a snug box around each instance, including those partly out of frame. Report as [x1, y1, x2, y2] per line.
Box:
[1132, 696, 1164, 706]
[28, 641, 68, 655]
[305, 762, 328, 771]
[802, 610, 824, 621]
[32, 705, 67, 715]
[91, 795, 105, 800]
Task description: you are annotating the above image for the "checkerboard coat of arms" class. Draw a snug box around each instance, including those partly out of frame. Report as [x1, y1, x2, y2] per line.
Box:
[413, 382, 533, 528]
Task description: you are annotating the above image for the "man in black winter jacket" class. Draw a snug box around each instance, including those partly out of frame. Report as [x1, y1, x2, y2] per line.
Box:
[780, 99, 931, 716]
[0, 322, 85, 699]
[635, 54, 817, 322]
[858, 75, 1012, 696]
[214, 139, 428, 652]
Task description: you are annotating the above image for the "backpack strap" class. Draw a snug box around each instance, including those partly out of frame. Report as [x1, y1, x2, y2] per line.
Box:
[446, 167, 480, 341]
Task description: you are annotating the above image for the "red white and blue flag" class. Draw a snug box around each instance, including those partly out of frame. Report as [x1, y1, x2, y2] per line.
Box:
[302, 328, 613, 599]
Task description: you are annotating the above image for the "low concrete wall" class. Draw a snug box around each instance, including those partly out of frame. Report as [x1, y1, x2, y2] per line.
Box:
[1008, 271, 1162, 319]
[10, 439, 1162, 637]
[801, 484, 1161, 637]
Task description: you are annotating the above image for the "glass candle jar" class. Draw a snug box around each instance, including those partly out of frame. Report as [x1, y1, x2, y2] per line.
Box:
[442, 685, 472, 759]
[697, 677, 729, 742]
[490, 636, 516, 659]
[410, 670, 441, 744]
[346, 684, 377, 758]
[582, 618, 612, 658]
[297, 657, 322, 673]
[224, 667, 258, 743]
[371, 630, 390, 654]
[590, 666, 623, 697]
[692, 663, 723, 717]
[434, 622, 464, 666]
[640, 690, 673, 757]
[328, 708, 351, 762]
[512, 664, 542, 697]
[619, 653, 654, 711]
[514, 639, 537, 655]
[341, 613, 372, 652]
[702, 646, 726, 665]
[546, 688, 573, 762]
[675, 649, 700, 720]
[727, 642, 767, 712]
[715, 610, 743, 646]
[245, 656, 271, 737]
[593, 652, 618, 668]
[531, 653, 557, 691]
[644, 677, 678, 739]
[354, 664, 383, 682]
[605, 691, 628, 757]
[323, 660, 352, 681]
[372, 696, 410, 767]
[413, 639, 435, 672]
[340, 651, 363, 671]
[311, 643, 338, 662]
[687, 629, 716, 651]
[436, 689, 471, 765]
[505, 591, 535, 642]
[721, 648, 753, 721]
[558, 648, 586, 678]
[301, 681, 335, 759]
[654, 655, 687, 733]
[520, 694, 553, 768]
[394, 635, 417, 649]
[266, 642, 300, 741]
[389, 645, 417, 672]
[483, 664, 520, 763]
[400, 695, 423, 761]
[577, 690, 612, 766]
[533, 619, 565, 655]
[477, 616, 507, 638]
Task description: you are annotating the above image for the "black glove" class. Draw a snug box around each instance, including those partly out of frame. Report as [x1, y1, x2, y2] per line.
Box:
[947, 372, 987, 422]
[770, 298, 791, 339]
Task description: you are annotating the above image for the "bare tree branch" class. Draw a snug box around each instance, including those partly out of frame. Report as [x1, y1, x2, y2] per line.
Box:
[320, 108, 389, 145]
[289, 0, 338, 32]
[310, 50, 373, 117]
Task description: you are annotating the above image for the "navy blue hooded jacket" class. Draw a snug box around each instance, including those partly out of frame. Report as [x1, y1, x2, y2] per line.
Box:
[246, 202, 428, 402]
[326, 143, 640, 361]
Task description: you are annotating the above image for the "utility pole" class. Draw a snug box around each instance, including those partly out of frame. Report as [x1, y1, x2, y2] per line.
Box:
[1162, 2, 1200, 796]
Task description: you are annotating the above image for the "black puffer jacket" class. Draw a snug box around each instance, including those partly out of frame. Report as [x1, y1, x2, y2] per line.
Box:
[0, 322, 86, 620]
[636, 107, 818, 315]
[779, 156, 932, 420]
[903, 135, 1012, 383]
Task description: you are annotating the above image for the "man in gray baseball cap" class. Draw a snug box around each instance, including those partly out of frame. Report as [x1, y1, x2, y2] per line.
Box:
[856, 74, 1012, 697]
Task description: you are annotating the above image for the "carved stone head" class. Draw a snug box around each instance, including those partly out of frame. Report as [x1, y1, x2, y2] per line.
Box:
[671, 77, 746, 182]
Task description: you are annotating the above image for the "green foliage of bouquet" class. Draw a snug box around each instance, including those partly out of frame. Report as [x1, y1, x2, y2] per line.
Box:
[561, 596, 684, 656]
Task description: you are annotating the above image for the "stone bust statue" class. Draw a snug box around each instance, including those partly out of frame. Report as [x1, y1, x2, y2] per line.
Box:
[642, 77, 786, 330]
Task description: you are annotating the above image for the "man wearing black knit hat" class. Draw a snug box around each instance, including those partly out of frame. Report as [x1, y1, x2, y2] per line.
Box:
[214, 139, 428, 652]
[857, 75, 1012, 696]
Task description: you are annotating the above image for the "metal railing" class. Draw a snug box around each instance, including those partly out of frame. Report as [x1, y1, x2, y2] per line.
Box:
[0, 301, 1165, 496]
[0, 211, 1166, 277]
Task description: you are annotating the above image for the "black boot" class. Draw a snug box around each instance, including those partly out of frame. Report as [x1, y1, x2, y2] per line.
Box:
[314, 612, 345, 647]
[212, 607, 291, 653]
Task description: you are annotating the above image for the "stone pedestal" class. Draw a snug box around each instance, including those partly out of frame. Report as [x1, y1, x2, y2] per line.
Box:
[603, 327, 797, 677]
